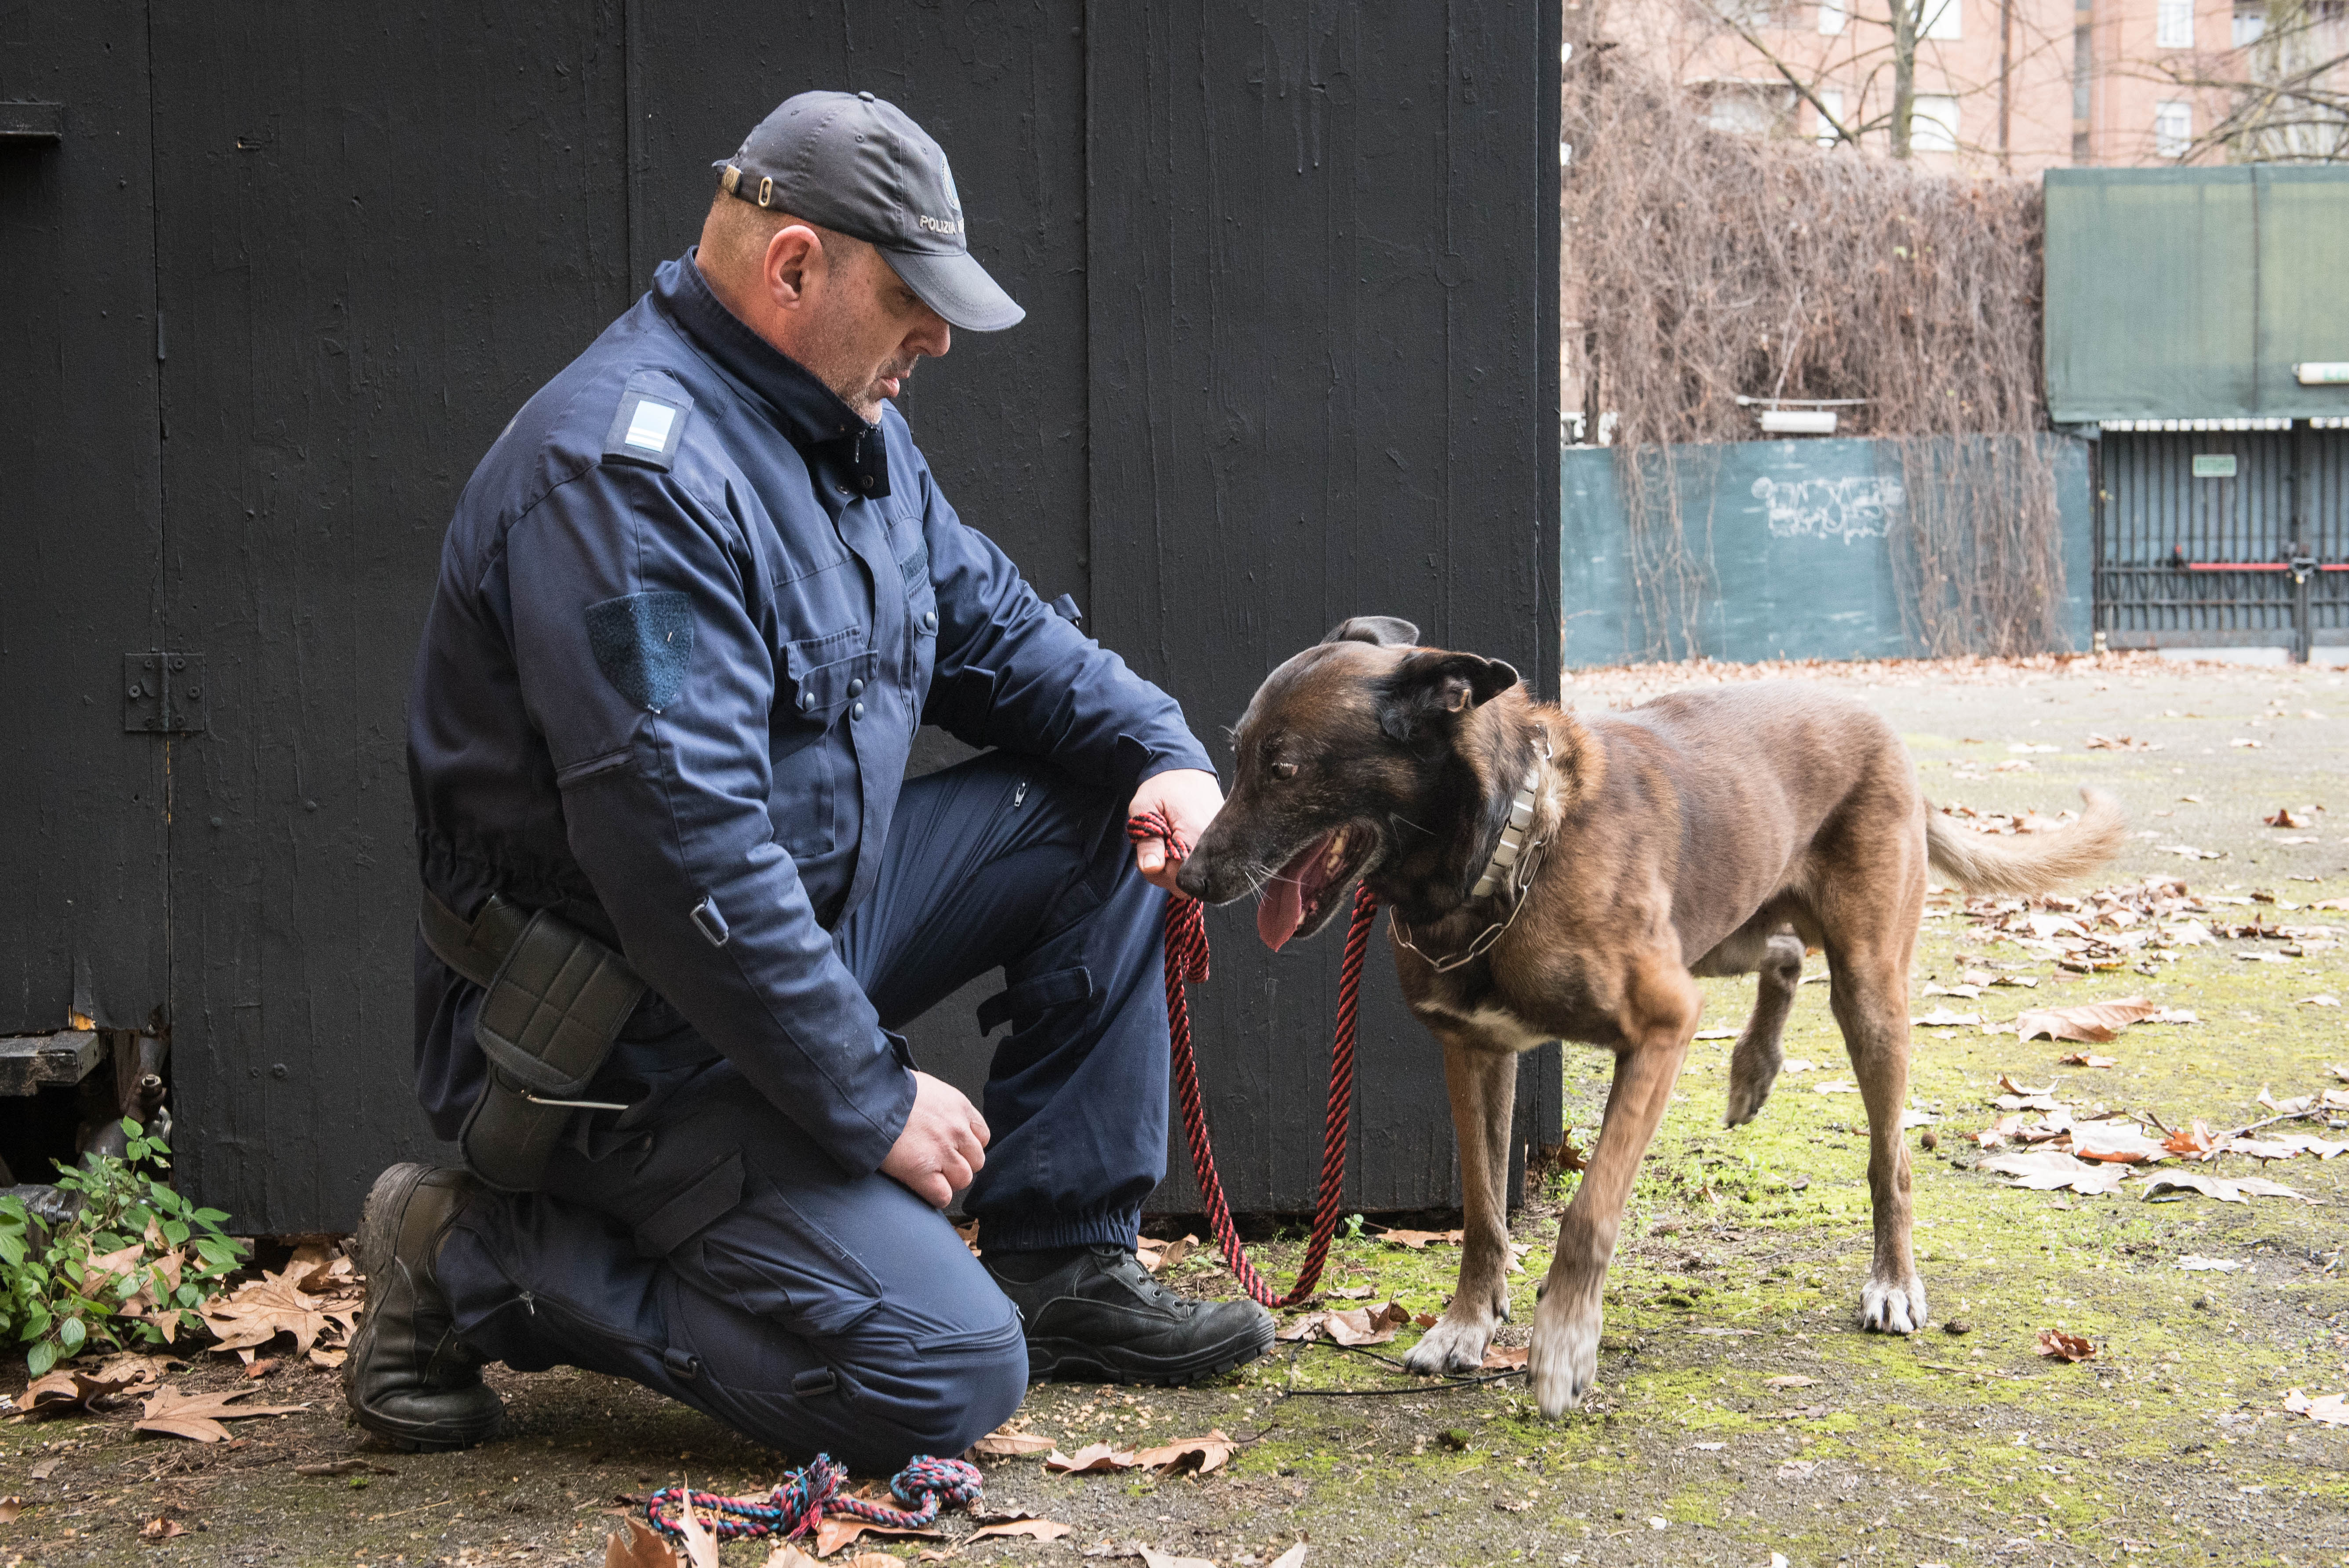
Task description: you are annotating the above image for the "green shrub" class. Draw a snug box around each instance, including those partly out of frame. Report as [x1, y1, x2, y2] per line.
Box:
[0, 1118, 246, 1377]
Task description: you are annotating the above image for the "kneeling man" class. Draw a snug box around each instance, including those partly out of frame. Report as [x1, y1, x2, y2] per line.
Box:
[349, 90, 1273, 1467]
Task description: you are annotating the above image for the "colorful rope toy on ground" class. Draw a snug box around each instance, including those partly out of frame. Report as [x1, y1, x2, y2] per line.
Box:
[645, 1453, 983, 1543]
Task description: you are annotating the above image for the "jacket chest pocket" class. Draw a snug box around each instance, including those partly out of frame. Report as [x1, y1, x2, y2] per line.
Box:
[892, 518, 938, 695]
[767, 632, 874, 858]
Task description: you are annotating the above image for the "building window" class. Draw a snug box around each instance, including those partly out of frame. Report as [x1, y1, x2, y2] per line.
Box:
[1714, 0, 1776, 27]
[2154, 98, 2192, 155]
[2232, 1, 2266, 44]
[1911, 93, 1960, 149]
[1819, 0, 1847, 33]
[1814, 87, 1846, 144]
[1923, 0, 1963, 39]
[2157, 0, 2194, 47]
[2073, 24, 2093, 116]
[1701, 81, 1798, 134]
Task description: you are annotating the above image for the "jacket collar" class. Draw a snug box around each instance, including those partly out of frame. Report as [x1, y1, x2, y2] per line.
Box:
[653, 248, 892, 498]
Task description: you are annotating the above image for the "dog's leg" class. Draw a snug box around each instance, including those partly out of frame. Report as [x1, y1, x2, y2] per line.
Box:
[1530, 954, 1699, 1417]
[1723, 931, 1805, 1127]
[1403, 1038, 1519, 1375]
[1830, 946, 1927, 1333]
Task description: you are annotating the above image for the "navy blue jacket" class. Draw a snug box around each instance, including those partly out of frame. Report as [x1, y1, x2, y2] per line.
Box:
[408, 251, 1209, 1175]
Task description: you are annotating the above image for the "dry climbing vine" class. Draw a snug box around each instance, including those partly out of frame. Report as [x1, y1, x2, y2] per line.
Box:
[1563, 12, 2063, 657]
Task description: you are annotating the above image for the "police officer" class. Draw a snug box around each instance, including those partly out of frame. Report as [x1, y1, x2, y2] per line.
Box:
[347, 91, 1274, 1466]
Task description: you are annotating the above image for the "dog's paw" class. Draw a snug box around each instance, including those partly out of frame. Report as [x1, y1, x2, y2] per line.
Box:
[1530, 1295, 1601, 1418]
[1402, 1313, 1493, 1376]
[1859, 1273, 1928, 1335]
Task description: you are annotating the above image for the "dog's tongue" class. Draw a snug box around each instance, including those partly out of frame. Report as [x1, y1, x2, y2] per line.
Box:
[1257, 837, 1326, 952]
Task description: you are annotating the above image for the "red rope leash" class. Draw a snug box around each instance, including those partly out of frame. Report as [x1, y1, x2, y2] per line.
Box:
[1129, 811, 1378, 1309]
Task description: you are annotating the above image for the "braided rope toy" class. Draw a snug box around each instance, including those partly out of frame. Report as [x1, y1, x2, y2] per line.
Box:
[645, 1454, 982, 1543]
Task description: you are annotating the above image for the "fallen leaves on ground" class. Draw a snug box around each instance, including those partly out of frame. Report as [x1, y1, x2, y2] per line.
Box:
[1135, 1234, 1197, 1274]
[200, 1242, 364, 1364]
[814, 1513, 942, 1556]
[1373, 1227, 1462, 1249]
[1480, 1345, 1530, 1371]
[2266, 807, 2306, 828]
[15, 1361, 163, 1416]
[2056, 1051, 2118, 1068]
[1764, 1374, 1819, 1388]
[132, 1383, 306, 1443]
[1129, 1430, 1236, 1476]
[2035, 1329, 2097, 1362]
[2086, 733, 2157, 751]
[0, 1499, 21, 1524]
[1138, 1548, 1218, 1568]
[969, 1514, 1075, 1543]
[605, 1515, 676, 1568]
[971, 1425, 1057, 1458]
[1978, 1150, 2130, 1195]
[2140, 1171, 2311, 1204]
[140, 1515, 186, 1541]
[1046, 1443, 1139, 1474]
[1295, 1301, 1412, 1346]
[2284, 1390, 2349, 1426]
[2011, 997, 2158, 1043]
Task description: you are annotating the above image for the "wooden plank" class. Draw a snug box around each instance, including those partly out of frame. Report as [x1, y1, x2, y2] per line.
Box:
[1088, 0, 1561, 1212]
[0, 1032, 105, 1097]
[148, 2, 633, 1231]
[0, 0, 169, 1037]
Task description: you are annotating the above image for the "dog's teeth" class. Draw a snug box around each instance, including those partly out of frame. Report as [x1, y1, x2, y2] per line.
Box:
[1325, 829, 1348, 871]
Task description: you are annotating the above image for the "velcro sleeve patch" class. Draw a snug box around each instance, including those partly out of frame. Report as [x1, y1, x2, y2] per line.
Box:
[584, 590, 695, 712]
[601, 370, 694, 470]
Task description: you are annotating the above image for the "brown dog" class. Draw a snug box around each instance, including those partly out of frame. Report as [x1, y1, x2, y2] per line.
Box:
[1177, 618, 2123, 1416]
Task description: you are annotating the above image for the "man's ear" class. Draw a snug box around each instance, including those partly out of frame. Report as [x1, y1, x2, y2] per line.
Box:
[1376, 651, 1521, 752]
[1322, 615, 1419, 648]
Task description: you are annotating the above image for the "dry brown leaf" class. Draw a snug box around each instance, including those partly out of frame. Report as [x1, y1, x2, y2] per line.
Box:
[1043, 1442, 1136, 1474]
[2035, 1329, 2096, 1362]
[813, 1515, 943, 1555]
[1479, 1345, 1529, 1371]
[673, 1490, 722, 1568]
[200, 1260, 361, 1359]
[2283, 1389, 2349, 1426]
[1413, 1311, 1441, 1329]
[1374, 1227, 1463, 1249]
[2012, 997, 2157, 1043]
[1763, 1374, 1818, 1388]
[132, 1383, 306, 1443]
[969, 1519, 1074, 1543]
[0, 1498, 21, 1524]
[606, 1515, 679, 1568]
[1135, 1235, 1198, 1275]
[1978, 1150, 2130, 1195]
[2066, 1122, 2172, 1164]
[1130, 1429, 1235, 1475]
[971, 1429, 1057, 1457]
[2056, 1052, 2118, 1069]
[1325, 1284, 1374, 1299]
[243, 1358, 281, 1379]
[1324, 1302, 1410, 1346]
[140, 1515, 185, 1541]
[1267, 1544, 1308, 1568]
[2266, 807, 2305, 828]
[2163, 1119, 2218, 1158]
[17, 1367, 152, 1415]
[760, 1546, 823, 1568]
[1274, 1313, 1326, 1342]
[1138, 1549, 1217, 1568]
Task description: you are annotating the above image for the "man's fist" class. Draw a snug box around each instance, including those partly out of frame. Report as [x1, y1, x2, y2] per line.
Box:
[880, 1071, 991, 1208]
[1129, 768, 1224, 893]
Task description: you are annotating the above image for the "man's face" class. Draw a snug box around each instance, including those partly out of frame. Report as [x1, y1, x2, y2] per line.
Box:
[795, 236, 952, 422]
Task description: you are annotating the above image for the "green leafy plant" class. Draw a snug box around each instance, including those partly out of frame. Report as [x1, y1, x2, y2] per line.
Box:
[1343, 1211, 1366, 1242]
[0, 1118, 245, 1377]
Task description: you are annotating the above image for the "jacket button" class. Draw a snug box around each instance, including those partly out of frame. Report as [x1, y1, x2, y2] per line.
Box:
[851, 701, 866, 720]
[848, 678, 865, 696]
[858, 475, 874, 491]
[922, 610, 937, 631]
[798, 688, 814, 711]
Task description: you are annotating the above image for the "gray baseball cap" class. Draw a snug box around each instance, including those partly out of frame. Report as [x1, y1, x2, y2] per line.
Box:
[714, 90, 1023, 333]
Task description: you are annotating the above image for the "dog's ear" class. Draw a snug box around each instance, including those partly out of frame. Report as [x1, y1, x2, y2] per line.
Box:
[1377, 651, 1520, 752]
[1322, 615, 1419, 648]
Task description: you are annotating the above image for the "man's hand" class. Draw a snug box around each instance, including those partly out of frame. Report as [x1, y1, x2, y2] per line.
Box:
[1129, 768, 1224, 893]
[880, 1071, 990, 1208]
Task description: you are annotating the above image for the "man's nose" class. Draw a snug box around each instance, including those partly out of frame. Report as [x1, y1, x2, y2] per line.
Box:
[910, 313, 951, 360]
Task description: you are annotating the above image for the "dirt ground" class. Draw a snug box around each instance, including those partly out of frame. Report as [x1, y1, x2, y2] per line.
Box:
[4, 651, 2346, 1568]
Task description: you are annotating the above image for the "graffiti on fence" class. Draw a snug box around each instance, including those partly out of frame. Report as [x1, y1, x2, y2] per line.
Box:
[1748, 474, 1908, 544]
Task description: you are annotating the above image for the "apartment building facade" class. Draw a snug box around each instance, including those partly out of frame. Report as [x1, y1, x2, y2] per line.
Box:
[1602, 0, 2341, 171]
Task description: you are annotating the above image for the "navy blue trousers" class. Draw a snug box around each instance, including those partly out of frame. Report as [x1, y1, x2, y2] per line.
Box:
[436, 752, 1172, 1467]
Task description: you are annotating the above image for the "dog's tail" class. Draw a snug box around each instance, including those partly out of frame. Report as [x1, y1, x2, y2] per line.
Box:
[1923, 786, 2127, 896]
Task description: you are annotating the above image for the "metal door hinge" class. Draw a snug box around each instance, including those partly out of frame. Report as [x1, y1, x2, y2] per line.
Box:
[124, 652, 207, 735]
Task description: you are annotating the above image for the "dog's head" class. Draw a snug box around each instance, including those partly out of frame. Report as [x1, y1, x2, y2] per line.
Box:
[1176, 616, 1520, 949]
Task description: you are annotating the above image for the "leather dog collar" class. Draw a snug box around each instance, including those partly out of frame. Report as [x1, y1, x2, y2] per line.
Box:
[1391, 737, 1552, 973]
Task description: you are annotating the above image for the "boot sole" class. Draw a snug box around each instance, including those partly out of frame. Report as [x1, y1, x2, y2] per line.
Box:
[346, 1163, 503, 1452]
[1024, 1311, 1276, 1387]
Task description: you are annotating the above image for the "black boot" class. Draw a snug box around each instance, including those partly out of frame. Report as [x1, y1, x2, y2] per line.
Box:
[344, 1163, 504, 1451]
[985, 1244, 1274, 1386]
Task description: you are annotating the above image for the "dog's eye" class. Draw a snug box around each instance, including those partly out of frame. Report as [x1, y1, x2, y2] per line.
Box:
[1272, 761, 1298, 780]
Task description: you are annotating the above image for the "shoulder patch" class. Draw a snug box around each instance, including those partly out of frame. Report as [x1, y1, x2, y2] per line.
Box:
[601, 370, 694, 471]
[584, 590, 695, 712]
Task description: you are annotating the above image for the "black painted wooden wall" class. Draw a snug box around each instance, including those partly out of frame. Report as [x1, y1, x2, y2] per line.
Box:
[0, 2, 1561, 1233]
